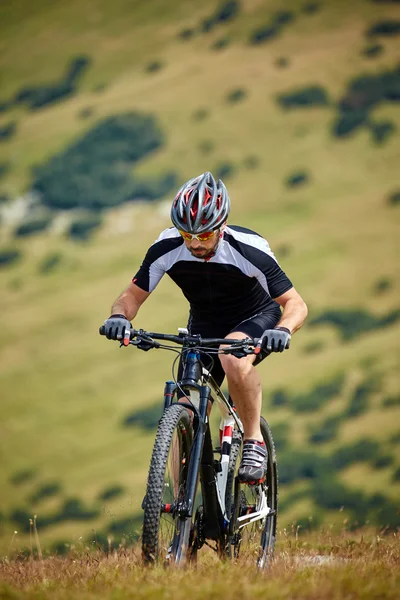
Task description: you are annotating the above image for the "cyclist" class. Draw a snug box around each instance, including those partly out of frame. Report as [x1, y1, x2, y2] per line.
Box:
[103, 172, 308, 484]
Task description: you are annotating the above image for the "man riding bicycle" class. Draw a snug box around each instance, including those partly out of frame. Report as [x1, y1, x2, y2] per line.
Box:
[103, 172, 308, 484]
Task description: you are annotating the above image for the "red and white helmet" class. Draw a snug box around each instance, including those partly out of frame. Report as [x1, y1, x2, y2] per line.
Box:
[171, 172, 230, 234]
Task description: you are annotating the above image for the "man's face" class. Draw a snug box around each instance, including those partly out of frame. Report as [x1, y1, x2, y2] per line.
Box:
[182, 229, 221, 259]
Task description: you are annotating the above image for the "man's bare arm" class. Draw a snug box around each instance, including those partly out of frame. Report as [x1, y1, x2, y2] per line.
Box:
[111, 282, 151, 321]
[274, 287, 308, 334]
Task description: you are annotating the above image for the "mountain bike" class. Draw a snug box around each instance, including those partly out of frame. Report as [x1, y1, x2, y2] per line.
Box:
[99, 325, 278, 568]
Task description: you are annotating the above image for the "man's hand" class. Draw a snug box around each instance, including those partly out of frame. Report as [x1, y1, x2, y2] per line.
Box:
[260, 327, 291, 353]
[103, 314, 131, 340]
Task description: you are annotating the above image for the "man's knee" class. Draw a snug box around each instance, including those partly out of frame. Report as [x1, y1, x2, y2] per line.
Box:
[219, 353, 253, 380]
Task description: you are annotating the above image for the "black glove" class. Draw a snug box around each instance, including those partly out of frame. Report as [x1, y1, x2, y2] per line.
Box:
[103, 314, 131, 340]
[260, 327, 291, 353]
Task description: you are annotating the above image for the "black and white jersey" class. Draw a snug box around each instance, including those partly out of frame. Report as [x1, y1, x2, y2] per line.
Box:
[133, 225, 293, 328]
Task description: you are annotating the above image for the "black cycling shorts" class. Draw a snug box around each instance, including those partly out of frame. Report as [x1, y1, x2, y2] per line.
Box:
[178, 309, 281, 390]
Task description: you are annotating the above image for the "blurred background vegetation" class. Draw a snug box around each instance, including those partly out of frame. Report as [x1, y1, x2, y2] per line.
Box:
[0, 0, 399, 555]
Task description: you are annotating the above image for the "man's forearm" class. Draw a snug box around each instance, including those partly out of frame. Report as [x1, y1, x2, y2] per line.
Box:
[277, 298, 308, 334]
[111, 291, 140, 321]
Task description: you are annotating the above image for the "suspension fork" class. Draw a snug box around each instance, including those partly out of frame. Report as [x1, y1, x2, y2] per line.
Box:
[178, 384, 210, 518]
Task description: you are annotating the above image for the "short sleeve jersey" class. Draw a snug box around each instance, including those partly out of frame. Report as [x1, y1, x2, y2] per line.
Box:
[133, 225, 293, 328]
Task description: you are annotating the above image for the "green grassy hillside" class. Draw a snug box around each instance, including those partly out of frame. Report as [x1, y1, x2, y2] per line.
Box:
[0, 0, 399, 555]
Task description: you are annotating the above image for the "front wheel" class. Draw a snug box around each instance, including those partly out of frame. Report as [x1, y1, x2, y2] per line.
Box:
[142, 404, 193, 565]
[229, 416, 278, 568]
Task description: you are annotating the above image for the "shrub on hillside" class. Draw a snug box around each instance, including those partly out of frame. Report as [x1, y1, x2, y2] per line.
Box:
[369, 119, 396, 144]
[274, 11, 295, 26]
[12, 56, 91, 111]
[178, 28, 195, 41]
[97, 484, 125, 501]
[309, 414, 342, 444]
[291, 373, 344, 413]
[32, 112, 166, 211]
[0, 163, 10, 179]
[344, 378, 377, 418]
[0, 248, 22, 268]
[192, 108, 209, 121]
[382, 395, 400, 408]
[38, 252, 63, 274]
[243, 155, 260, 169]
[387, 190, 400, 205]
[67, 214, 102, 241]
[9, 468, 37, 485]
[331, 438, 380, 469]
[393, 466, 400, 481]
[275, 56, 290, 69]
[249, 23, 281, 45]
[226, 88, 248, 104]
[29, 481, 62, 504]
[362, 43, 384, 58]
[279, 450, 328, 484]
[198, 140, 214, 155]
[311, 477, 366, 512]
[302, 2, 322, 14]
[130, 172, 177, 201]
[270, 388, 289, 407]
[373, 277, 392, 294]
[285, 170, 310, 188]
[271, 421, 290, 451]
[14, 215, 52, 237]
[373, 454, 394, 469]
[0, 121, 17, 141]
[309, 307, 400, 340]
[367, 20, 400, 37]
[211, 37, 231, 51]
[145, 61, 164, 74]
[215, 162, 236, 180]
[332, 109, 368, 138]
[277, 85, 329, 108]
[123, 404, 162, 430]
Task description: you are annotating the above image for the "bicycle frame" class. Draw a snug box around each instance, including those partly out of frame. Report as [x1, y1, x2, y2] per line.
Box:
[162, 349, 244, 545]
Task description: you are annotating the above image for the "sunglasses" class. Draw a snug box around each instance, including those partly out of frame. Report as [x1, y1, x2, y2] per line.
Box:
[179, 229, 216, 242]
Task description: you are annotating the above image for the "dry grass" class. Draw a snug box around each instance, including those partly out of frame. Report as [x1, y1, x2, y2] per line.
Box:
[0, 529, 399, 599]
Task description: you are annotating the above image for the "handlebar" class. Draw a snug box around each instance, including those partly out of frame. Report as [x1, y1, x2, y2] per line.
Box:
[99, 325, 262, 356]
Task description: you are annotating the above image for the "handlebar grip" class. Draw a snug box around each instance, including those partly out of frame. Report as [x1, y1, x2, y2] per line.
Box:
[99, 325, 105, 335]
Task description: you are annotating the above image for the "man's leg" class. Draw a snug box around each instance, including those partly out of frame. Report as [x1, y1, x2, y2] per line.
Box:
[218, 330, 262, 442]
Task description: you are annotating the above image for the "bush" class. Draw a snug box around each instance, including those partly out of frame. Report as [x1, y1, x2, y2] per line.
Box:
[291, 373, 344, 413]
[0, 121, 16, 141]
[0, 248, 22, 268]
[362, 43, 384, 58]
[373, 454, 394, 469]
[198, 140, 214, 155]
[271, 421, 290, 451]
[14, 216, 52, 238]
[331, 438, 380, 469]
[393, 466, 400, 481]
[367, 20, 400, 37]
[277, 85, 329, 109]
[98, 484, 125, 501]
[312, 477, 366, 512]
[38, 252, 63, 274]
[387, 190, 400, 205]
[369, 119, 396, 144]
[29, 481, 62, 504]
[58, 497, 99, 521]
[249, 23, 281, 45]
[178, 28, 195, 41]
[309, 307, 400, 340]
[332, 109, 368, 137]
[9, 468, 37, 485]
[130, 172, 177, 201]
[123, 404, 162, 430]
[285, 170, 310, 188]
[145, 61, 164, 74]
[279, 450, 328, 484]
[32, 113, 166, 211]
[344, 378, 377, 418]
[215, 162, 235, 180]
[200, 1, 240, 33]
[270, 388, 289, 407]
[12, 55, 91, 111]
[309, 414, 342, 444]
[67, 214, 102, 241]
[0, 162, 10, 179]
[78, 106, 94, 120]
[275, 57, 290, 69]
[382, 395, 400, 408]
[211, 37, 231, 51]
[226, 88, 248, 104]
[302, 2, 321, 14]
[274, 11, 295, 26]
[373, 277, 392, 294]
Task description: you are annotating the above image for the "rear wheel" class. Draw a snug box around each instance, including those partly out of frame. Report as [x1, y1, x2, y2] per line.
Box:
[142, 404, 193, 565]
[229, 417, 278, 568]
